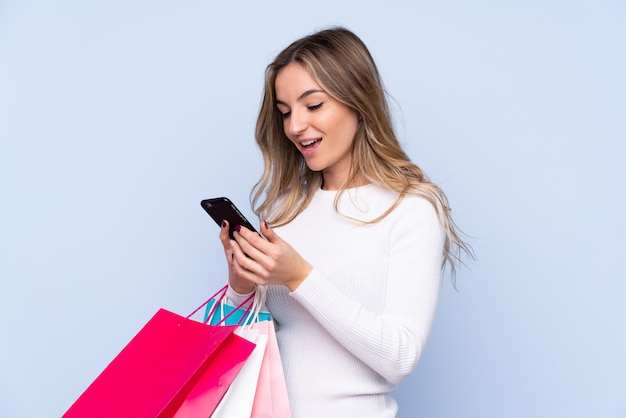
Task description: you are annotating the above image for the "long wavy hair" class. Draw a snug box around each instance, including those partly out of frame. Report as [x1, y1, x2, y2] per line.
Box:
[252, 27, 473, 279]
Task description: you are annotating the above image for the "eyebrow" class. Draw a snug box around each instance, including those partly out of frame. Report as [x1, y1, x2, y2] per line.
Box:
[275, 89, 325, 106]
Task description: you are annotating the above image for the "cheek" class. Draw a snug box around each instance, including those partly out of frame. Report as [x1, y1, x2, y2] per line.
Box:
[335, 114, 359, 141]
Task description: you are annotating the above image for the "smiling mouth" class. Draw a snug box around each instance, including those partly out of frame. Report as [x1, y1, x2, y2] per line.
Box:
[301, 138, 321, 149]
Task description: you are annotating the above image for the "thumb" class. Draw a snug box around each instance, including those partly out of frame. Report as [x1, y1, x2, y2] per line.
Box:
[261, 220, 280, 243]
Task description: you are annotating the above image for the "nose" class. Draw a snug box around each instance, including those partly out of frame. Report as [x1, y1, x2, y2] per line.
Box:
[285, 109, 307, 137]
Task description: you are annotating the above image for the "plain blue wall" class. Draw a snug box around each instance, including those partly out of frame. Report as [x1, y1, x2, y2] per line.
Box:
[1, 1, 624, 417]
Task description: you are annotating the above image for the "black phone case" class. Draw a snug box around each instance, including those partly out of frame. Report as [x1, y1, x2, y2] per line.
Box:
[200, 197, 258, 239]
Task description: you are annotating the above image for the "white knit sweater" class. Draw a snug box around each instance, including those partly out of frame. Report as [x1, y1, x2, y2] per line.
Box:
[228, 184, 445, 417]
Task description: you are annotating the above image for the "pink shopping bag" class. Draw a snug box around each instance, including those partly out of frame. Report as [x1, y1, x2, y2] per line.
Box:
[64, 287, 256, 418]
[172, 329, 256, 417]
[251, 320, 292, 417]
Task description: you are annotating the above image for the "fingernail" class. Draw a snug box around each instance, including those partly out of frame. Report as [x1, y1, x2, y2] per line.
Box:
[235, 225, 241, 232]
[221, 220, 226, 228]
[231, 253, 234, 260]
[264, 220, 269, 230]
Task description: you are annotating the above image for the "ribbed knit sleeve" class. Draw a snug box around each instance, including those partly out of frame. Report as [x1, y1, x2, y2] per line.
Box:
[288, 193, 445, 384]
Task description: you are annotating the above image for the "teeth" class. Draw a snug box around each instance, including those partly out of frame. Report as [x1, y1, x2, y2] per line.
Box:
[302, 139, 317, 146]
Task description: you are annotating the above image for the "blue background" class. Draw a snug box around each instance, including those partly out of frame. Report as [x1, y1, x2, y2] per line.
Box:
[1, 1, 624, 417]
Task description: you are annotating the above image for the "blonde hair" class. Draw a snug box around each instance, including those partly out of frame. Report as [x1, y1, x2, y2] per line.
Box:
[252, 27, 473, 280]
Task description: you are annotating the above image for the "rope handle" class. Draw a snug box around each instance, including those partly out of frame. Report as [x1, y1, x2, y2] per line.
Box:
[208, 285, 267, 328]
[181, 285, 255, 327]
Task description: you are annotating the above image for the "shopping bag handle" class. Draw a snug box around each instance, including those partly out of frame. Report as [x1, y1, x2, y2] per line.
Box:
[206, 285, 268, 327]
[181, 285, 255, 327]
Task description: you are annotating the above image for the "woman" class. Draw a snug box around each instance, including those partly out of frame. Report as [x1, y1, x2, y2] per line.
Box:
[219, 27, 471, 417]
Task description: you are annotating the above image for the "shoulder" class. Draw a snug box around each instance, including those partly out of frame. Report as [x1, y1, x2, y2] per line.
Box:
[390, 194, 441, 231]
[398, 193, 440, 218]
[385, 194, 445, 255]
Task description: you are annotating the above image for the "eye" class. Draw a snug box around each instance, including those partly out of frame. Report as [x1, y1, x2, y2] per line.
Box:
[280, 110, 291, 119]
[308, 102, 323, 111]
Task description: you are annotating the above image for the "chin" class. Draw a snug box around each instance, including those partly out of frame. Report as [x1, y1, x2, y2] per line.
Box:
[304, 161, 326, 172]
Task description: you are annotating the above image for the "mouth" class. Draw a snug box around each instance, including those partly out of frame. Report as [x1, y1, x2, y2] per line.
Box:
[300, 138, 321, 149]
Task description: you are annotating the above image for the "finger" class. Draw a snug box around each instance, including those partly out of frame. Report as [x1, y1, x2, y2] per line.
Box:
[235, 225, 273, 257]
[219, 220, 236, 263]
[236, 225, 287, 278]
[230, 241, 268, 284]
[219, 220, 231, 248]
[260, 220, 280, 244]
[233, 230, 270, 268]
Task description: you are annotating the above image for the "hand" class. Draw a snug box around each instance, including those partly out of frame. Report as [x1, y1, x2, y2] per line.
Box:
[230, 221, 312, 291]
[219, 220, 256, 294]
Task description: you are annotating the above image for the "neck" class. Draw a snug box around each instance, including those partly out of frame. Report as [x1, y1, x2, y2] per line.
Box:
[321, 172, 369, 191]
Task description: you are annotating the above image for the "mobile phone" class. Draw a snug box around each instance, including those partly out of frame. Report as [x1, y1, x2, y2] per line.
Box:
[200, 197, 259, 240]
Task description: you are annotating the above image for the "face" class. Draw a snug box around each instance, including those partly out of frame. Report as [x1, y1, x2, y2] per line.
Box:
[274, 63, 359, 190]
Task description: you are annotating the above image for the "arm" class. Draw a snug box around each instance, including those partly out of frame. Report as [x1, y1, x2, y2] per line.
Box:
[290, 199, 445, 383]
[227, 198, 445, 383]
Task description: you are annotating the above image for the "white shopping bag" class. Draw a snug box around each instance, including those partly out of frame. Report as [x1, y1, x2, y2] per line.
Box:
[211, 329, 268, 417]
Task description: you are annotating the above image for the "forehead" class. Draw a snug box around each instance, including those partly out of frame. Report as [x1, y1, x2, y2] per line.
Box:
[274, 63, 324, 101]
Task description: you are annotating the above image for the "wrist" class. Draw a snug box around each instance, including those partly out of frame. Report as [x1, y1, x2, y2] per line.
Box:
[286, 262, 312, 291]
[230, 281, 256, 296]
